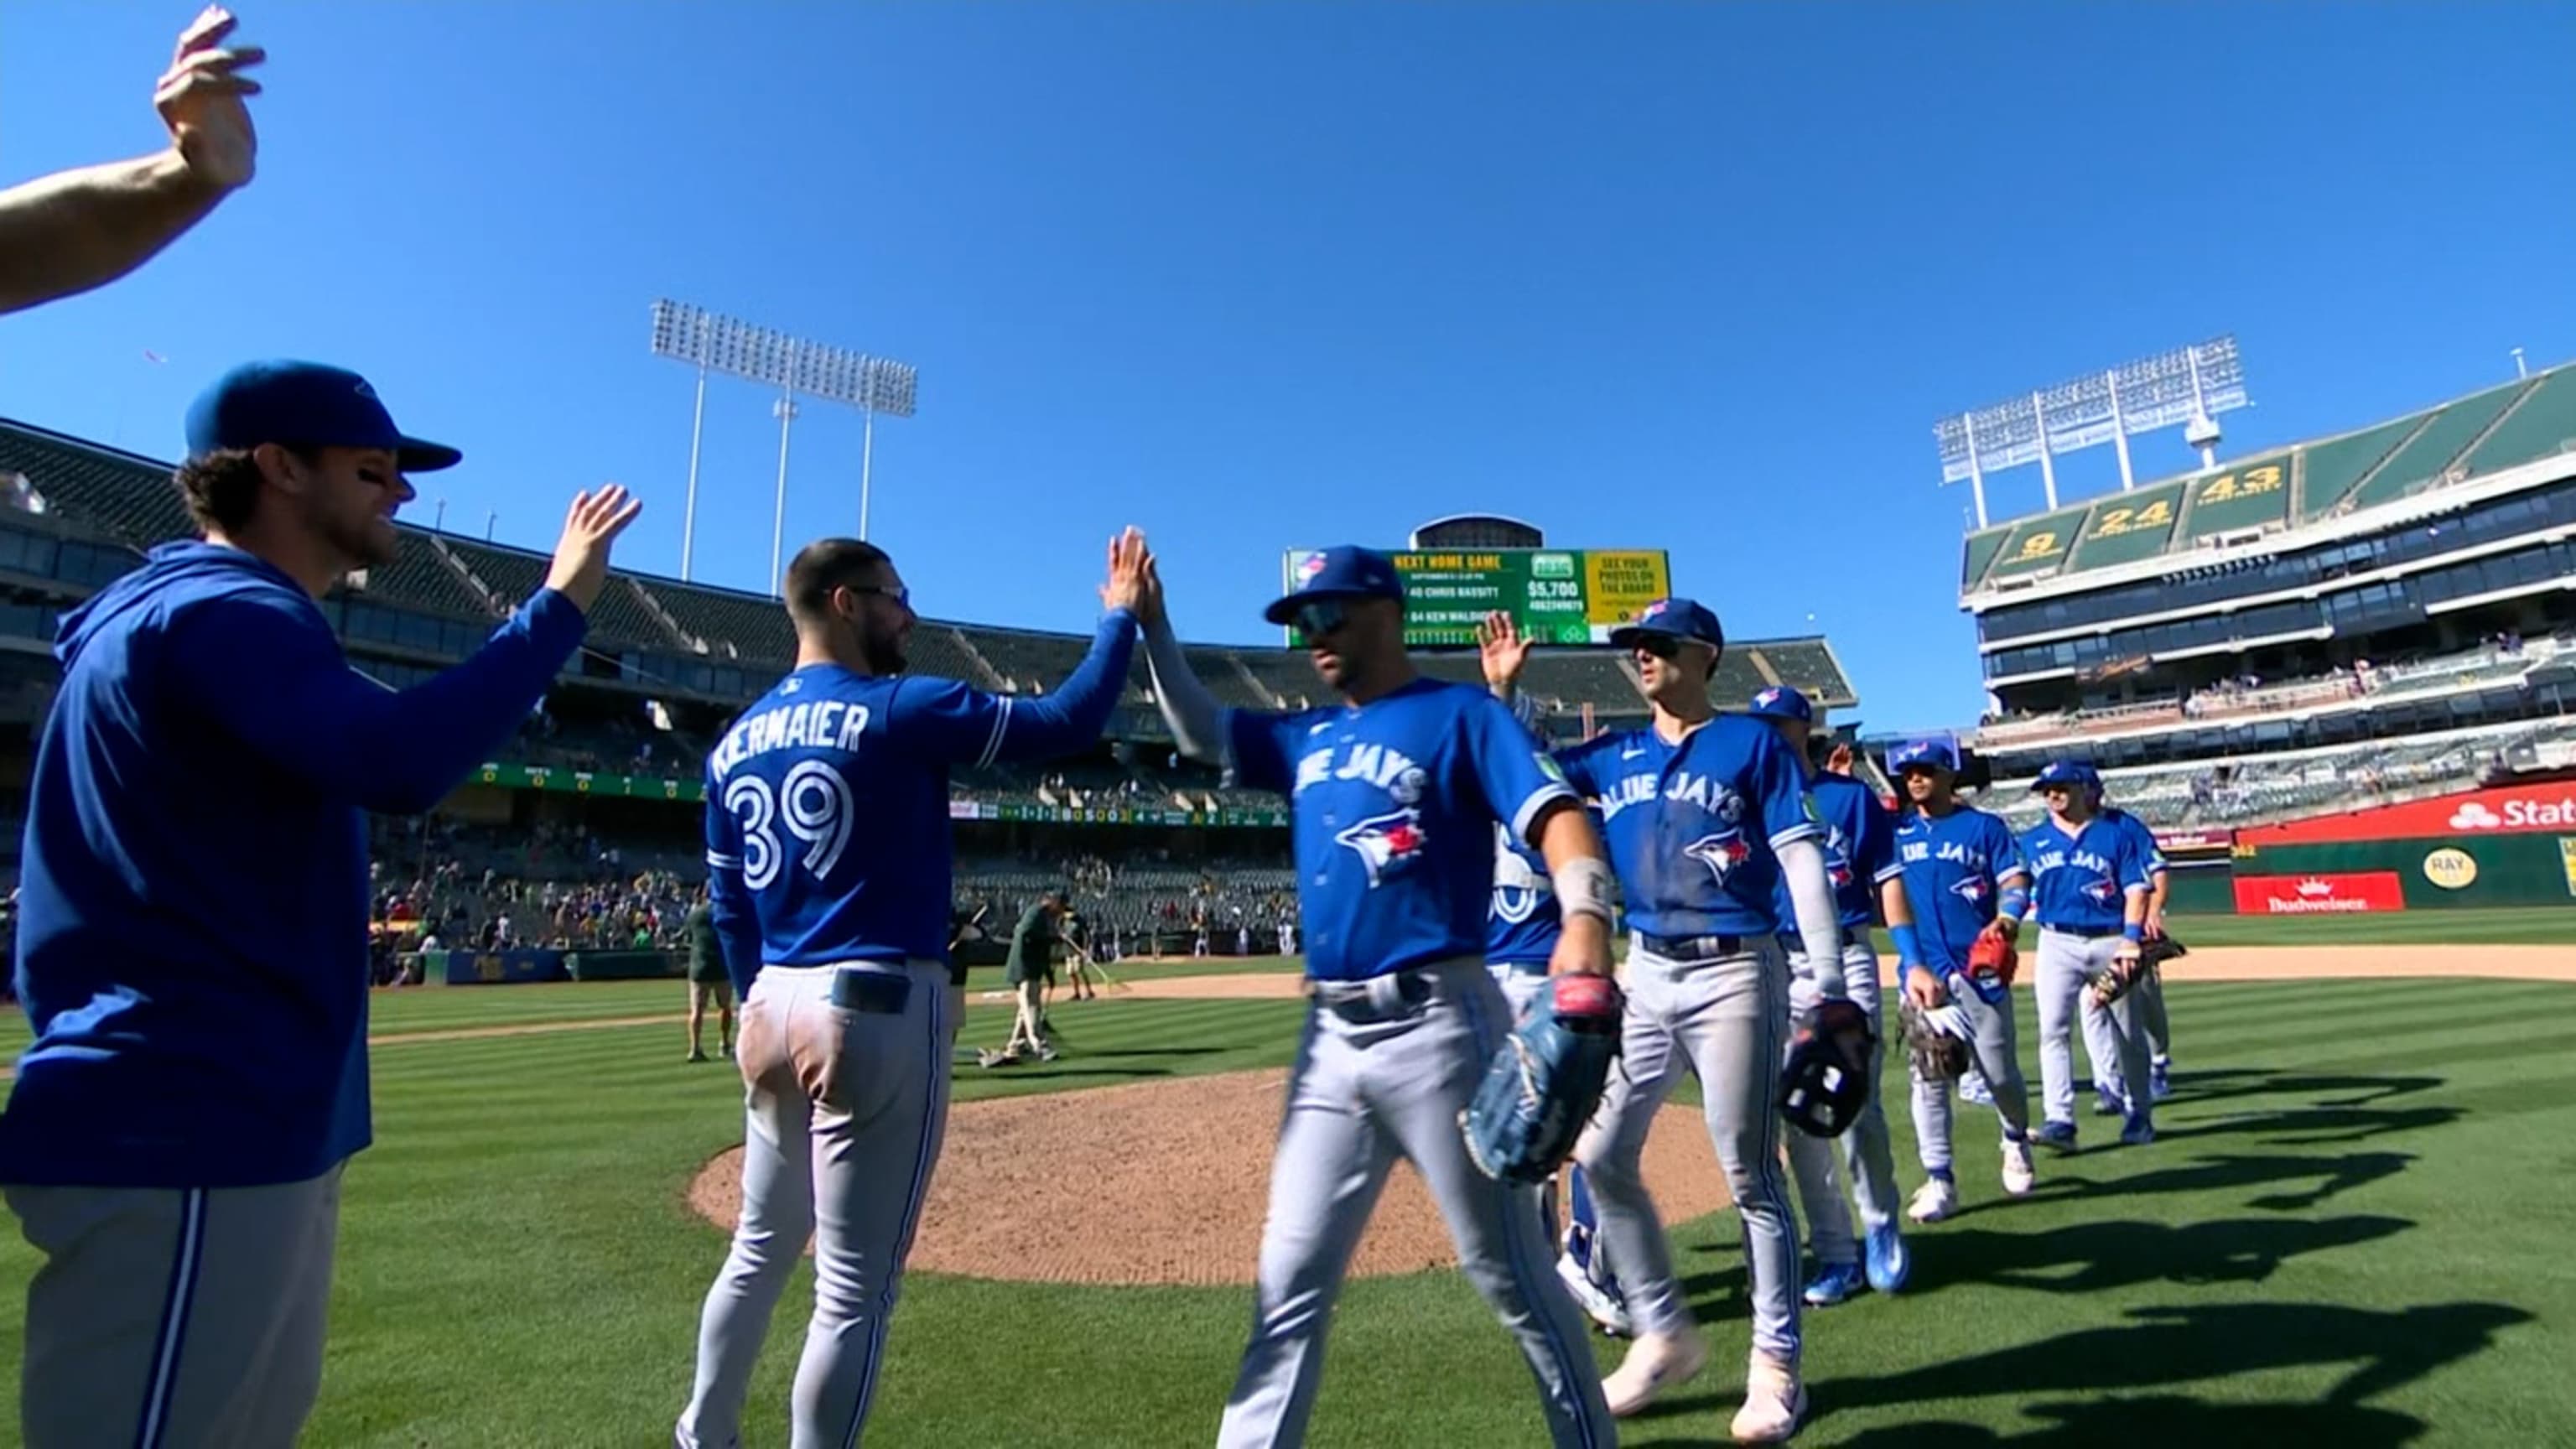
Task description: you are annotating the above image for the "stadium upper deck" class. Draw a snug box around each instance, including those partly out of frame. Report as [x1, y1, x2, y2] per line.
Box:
[1961, 359, 2576, 607]
[0, 418, 1857, 730]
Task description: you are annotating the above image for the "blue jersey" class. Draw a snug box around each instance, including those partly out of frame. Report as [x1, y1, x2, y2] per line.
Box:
[3, 543, 585, 1188]
[1772, 773, 1902, 935]
[1227, 678, 1576, 982]
[2101, 807, 2169, 880]
[2019, 813, 2152, 933]
[1554, 715, 1817, 938]
[1488, 823, 1561, 965]
[1893, 805, 2027, 974]
[704, 612, 1136, 995]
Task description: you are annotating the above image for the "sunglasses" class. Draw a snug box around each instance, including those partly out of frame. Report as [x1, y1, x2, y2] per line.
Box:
[1294, 600, 1354, 638]
[848, 583, 912, 610]
[1630, 633, 1683, 660]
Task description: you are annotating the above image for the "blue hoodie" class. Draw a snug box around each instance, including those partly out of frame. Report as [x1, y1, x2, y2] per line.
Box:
[1, 542, 588, 1187]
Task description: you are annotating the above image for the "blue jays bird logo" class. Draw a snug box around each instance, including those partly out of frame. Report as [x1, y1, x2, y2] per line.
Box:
[1754, 686, 1787, 712]
[1686, 831, 1753, 883]
[2082, 878, 2119, 906]
[1337, 808, 1427, 886]
[1949, 875, 1991, 906]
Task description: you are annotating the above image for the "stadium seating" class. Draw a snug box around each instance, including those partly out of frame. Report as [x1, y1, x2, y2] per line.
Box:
[0, 426, 195, 548]
[2176, 454, 2293, 541]
[1983, 505, 2090, 584]
[636, 579, 797, 662]
[2336, 380, 2527, 516]
[446, 539, 676, 650]
[2295, 413, 2429, 520]
[345, 543, 491, 622]
[1751, 641, 1857, 709]
[2459, 369, 2576, 479]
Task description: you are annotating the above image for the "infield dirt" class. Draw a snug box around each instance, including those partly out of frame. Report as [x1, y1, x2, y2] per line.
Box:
[684, 943, 2576, 1284]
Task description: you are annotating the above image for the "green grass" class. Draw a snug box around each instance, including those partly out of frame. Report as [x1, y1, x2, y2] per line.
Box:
[2148, 906, 2576, 948]
[0, 960, 2570, 1445]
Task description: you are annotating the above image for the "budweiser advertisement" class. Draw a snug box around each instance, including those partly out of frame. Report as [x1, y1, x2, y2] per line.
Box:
[2236, 783, 2576, 847]
[2234, 872, 2407, 915]
[2153, 828, 2236, 854]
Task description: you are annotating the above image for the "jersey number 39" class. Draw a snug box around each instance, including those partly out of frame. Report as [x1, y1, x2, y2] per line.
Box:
[724, 761, 856, 890]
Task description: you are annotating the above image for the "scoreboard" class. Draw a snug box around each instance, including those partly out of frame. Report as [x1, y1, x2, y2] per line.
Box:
[1280, 548, 1673, 647]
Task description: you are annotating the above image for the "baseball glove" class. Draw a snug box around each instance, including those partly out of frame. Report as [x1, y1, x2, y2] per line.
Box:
[1779, 998, 1875, 1138]
[1462, 974, 1625, 1183]
[2096, 931, 2184, 1007]
[2140, 931, 2189, 973]
[1899, 996, 1972, 1083]
[1968, 921, 2019, 988]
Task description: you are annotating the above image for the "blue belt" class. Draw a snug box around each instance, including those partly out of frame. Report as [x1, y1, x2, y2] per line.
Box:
[2042, 923, 2120, 940]
[1493, 959, 1550, 977]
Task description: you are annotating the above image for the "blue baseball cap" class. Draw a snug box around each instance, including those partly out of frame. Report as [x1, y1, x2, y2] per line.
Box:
[2031, 761, 2103, 792]
[1888, 738, 1961, 775]
[184, 361, 462, 473]
[1609, 596, 1725, 652]
[1748, 684, 1813, 723]
[1265, 546, 1405, 626]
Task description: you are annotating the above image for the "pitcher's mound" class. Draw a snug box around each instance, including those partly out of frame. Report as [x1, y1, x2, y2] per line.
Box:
[687, 1067, 1737, 1285]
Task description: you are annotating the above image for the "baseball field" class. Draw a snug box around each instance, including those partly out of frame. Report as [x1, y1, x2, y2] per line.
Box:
[2, 908, 2572, 1446]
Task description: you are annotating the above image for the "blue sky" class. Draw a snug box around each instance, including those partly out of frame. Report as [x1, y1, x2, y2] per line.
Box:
[3, 2, 2570, 731]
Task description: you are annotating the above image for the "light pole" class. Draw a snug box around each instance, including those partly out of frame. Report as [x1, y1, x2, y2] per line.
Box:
[650, 299, 919, 592]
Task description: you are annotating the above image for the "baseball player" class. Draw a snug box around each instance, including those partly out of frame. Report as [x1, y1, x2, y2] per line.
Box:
[684, 886, 736, 1062]
[991, 891, 1065, 1065]
[1141, 545, 1618, 1449]
[2084, 792, 2175, 1112]
[1489, 597, 1846, 1444]
[0, 8, 262, 318]
[1883, 740, 2038, 1222]
[677, 532, 1145, 1449]
[2011, 761, 2158, 1151]
[1, 361, 636, 1447]
[1745, 687, 1915, 1306]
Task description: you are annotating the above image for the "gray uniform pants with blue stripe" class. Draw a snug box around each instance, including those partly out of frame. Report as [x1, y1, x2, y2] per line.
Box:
[1219, 958, 1613, 1449]
[678, 960, 958, 1449]
[5, 1166, 343, 1449]
[1575, 936, 1801, 1362]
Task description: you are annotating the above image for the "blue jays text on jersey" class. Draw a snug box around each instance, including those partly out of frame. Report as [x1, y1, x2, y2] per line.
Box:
[1228, 678, 1575, 982]
[2018, 815, 2153, 933]
[1772, 772, 1903, 937]
[1893, 806, 2028, 974]
[704, 612, 1136, 995]
[1552, 714, 1817, 939]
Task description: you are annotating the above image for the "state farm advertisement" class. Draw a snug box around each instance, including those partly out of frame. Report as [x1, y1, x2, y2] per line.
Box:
[2236, 783, 2576, 847]
[2234, 872, 2408, 915]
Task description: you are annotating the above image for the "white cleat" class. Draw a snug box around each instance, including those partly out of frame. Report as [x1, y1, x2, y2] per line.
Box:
[1908, 1177, 1958, 1224]
[1555, 1253, 1633, 1337]
[1602, 1326, 1708, 1418]
[2001, 1140, 2038, 1197]
[1730, 1352, 1807, 1444]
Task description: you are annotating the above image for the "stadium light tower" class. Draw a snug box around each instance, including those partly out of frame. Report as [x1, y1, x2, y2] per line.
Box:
[649, 299, 920, 590]
[1933, 335, 2251, 528]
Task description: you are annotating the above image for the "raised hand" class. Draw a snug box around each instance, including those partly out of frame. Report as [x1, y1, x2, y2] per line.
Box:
[1477, 610, 1534, 691]
[1135, 556, 1169, 629]
[1101, 527, 1150, 617]
[543, 486, 644, 613]
[158, 8, 264, 192]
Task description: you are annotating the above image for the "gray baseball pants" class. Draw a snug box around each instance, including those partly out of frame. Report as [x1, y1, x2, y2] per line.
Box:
[4, 1166, 343, 1449]
[1574, 935, 1800, 1362]
[678, 960, 958, 1449]
[1784, 941, 1902, 1262]
[2034, 929, 2153, 1129]
[1909, 971, 2032, 1173]
[1219, 958, 1612, 1449]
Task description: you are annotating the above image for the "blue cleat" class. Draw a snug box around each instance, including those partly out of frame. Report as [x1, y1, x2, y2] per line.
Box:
[2034, 1119, 2079, 1153]
[2152, 1058, 2173, 1102]
[1864, 1223, 1911, 1295]
[2093, 1085, 2127, 1118]
[2121, 1112, 2157, 1147]
[1803, 1259, 1866, 1307]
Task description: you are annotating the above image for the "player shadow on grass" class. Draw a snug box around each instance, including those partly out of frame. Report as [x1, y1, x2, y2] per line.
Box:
[2162, 1067, 2445, 1109]
[2044, 1149, 2420, 1213]
[1903, 1213, 2412, 1294]
[2161, 1100, 2462, 1147]
[1821, 1395, 2429, 1448]
[1804, 1300, 2532, 1434]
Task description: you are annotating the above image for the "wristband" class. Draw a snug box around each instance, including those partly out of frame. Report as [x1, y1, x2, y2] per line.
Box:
[2122, 922, 2144, 943]
[1888, 922, 1924, 972]
[1552, 856, 1616, 924]
[1997, 884, 2030, 921]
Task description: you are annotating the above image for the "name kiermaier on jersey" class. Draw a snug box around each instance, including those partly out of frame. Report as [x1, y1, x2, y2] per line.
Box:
[712, 700, 873, 775]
